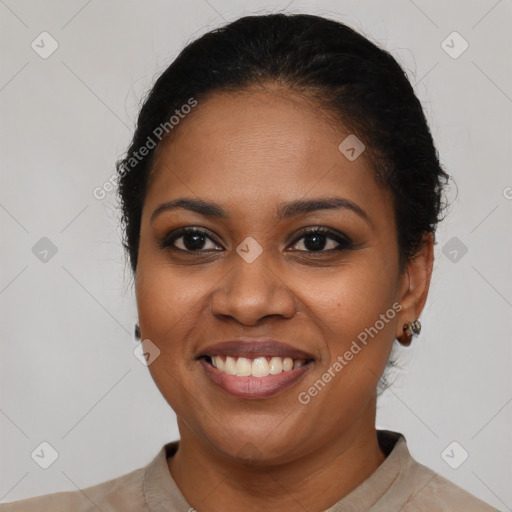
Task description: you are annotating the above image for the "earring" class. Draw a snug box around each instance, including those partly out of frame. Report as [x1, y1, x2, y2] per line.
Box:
[397, 319, 421, 346]
[134, 323, 141, 340]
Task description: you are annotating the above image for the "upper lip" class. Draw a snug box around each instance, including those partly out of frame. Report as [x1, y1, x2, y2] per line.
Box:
[198, 338, 315, 360]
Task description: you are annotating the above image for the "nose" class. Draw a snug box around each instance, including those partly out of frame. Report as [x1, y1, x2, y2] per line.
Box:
[209, 253, 297, 326]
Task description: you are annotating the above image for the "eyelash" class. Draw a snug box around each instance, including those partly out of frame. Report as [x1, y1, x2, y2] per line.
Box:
[159, 226, 354, 254]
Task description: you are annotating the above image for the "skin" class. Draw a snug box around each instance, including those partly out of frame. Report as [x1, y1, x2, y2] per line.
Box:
[135, 85, 434, 512]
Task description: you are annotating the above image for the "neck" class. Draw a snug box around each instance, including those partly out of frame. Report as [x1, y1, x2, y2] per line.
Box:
[168, 403, 386, 512]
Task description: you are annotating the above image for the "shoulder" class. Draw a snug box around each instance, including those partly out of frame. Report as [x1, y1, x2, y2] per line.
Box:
[398, 452, 499, 511]
[0, 466, 146, 512]
[371, 431, 499, 512]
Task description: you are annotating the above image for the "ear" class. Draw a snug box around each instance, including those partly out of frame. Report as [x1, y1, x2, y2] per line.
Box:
[396, 232, 434, 343]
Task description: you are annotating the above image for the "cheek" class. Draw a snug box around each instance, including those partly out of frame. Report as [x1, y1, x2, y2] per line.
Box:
[136, 264, 205, 349]
[295, 257, 399, 412]
[135, 264, 209, 413]
[302, 258, 399, 342]
[296, 268, 398, 420]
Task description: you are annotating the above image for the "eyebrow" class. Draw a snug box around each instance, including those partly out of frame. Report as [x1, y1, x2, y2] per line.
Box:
[150, 197, 371, 225]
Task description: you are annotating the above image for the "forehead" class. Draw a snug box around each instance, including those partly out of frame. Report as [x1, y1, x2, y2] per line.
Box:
[144, 88, 392, 222]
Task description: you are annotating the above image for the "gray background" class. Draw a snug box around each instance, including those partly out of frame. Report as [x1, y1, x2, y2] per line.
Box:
[1, 0, 511, 509]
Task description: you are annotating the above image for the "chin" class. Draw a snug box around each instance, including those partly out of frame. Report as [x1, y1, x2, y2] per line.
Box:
[193, 412, 311, 466]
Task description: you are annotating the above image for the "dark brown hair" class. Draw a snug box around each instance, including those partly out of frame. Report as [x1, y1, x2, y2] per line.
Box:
[117, 12, 449, 273]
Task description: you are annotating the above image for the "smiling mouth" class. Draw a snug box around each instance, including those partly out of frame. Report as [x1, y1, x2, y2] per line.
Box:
[200, 355, 314, 378]
[198, 354, 314, 399]
[197, 339, 315, 398]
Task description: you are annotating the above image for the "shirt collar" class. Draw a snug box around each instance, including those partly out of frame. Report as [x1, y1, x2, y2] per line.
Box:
[143, 430, 409, 511]
[325, 430, 408, 511]
[143, 441, 189, 511]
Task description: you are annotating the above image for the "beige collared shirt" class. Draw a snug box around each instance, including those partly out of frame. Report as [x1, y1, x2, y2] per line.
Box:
[0, 431, 498, 511]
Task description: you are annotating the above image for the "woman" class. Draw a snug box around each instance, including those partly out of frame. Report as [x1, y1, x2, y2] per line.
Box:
[1, 12, 499, 512]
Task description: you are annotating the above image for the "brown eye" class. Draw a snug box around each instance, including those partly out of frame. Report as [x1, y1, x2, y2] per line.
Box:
[160, 228, 223, 252]
[288, 228, 353, 253]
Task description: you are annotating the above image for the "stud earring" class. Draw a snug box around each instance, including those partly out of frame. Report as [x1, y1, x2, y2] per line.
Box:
[134, 323, 141, 340]
[397, 319, 421, 346]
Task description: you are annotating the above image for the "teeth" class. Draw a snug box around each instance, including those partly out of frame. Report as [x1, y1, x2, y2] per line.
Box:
[269, 357, 283, 374]
[216, 357, 225, 372]
[235, 357, 252, 376]
[209, 355, 308, 378]
[224, 356, 236, 375]
[283, 357, 293, 371]
[252, 357, 270, 377]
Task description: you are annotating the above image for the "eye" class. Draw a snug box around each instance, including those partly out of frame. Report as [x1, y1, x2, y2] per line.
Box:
[160, 227, 222, 252]
[287, 227, 353, 253]
[160, 226, 354, 254]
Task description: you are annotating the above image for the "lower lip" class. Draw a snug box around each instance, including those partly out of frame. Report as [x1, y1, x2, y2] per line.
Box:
[199, 359, 312, 399]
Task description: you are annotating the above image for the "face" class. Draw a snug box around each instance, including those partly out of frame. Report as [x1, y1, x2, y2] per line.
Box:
[135, 87, 426, 464]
